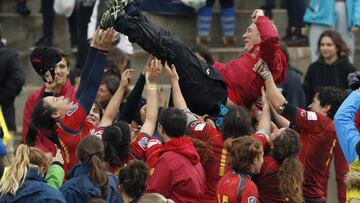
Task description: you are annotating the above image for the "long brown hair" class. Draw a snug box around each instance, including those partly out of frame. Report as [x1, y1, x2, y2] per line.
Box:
[273, 128, 303, 203]
[224, 136, 263, 172]
[317, 30, 351, 58]
[77, 136, 109, 199]
[0, 145, 52, 196]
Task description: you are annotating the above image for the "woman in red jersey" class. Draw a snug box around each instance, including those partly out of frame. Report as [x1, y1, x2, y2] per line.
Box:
[254, 128, 304, 203]
[216, 136, 263, 203]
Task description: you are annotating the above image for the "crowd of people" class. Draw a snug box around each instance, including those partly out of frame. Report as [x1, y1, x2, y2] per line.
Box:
[1, 0, 360, 203]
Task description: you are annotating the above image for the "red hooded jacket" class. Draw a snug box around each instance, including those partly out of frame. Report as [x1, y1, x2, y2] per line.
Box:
[147, 137, 205, 203]
[213, 16, 287, 106]
[22, 80, 77, 154]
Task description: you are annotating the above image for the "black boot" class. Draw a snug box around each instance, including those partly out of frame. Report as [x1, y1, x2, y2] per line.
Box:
[282, 27, 293, 42]
[284, 27, 309, 47]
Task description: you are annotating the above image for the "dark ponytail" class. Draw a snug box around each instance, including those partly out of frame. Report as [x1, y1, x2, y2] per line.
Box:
[273, 128, 303, 203]
[77, 136, 109, 199]
[26, 99, 57, 146]
[102, 121, 131, 167]
[89, 154, 109, 199]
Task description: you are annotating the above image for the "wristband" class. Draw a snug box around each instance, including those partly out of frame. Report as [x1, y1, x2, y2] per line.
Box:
[146, 84, 157, 90]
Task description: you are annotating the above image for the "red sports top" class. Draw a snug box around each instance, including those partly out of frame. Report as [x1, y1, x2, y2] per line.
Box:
[55, 98, 95, 173]
[213, 16, 287, 106]
[285, 106, 337, 200]
[187, 121, 269, 203]
[217, 170, 259, 203]
[254, 156, 287, 203]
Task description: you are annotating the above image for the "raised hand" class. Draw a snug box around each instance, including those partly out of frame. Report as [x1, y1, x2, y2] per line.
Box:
[90, 27, 115, 51]
[251, 9, 265, 23]
[253, 59, 272, 80]
[165, 62, 179, 82]
[145, 57, 162, 84]
[119, 69, 135, 88]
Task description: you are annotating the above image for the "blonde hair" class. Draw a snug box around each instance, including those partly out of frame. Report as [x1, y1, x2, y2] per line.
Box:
[138, 193, 175, 203]
[0, 145, 52, 196]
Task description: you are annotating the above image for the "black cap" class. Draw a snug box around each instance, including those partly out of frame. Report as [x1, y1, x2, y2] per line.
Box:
[30, 46, 62, 82]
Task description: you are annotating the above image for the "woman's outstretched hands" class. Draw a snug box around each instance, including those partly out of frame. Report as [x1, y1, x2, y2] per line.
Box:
[145, 57, 162, 84]
[90, 27, 115, 51]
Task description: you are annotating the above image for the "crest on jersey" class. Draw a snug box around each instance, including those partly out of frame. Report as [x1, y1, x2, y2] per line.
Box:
[66, 103, 78, 116]
[248, 196, 257, 203]
[138, 137, 149, 150]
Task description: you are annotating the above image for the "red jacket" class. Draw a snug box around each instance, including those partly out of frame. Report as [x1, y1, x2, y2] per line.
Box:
[213, 16, 287, 106]
[22, 80, 77, 154]
[147, 137, 205, 203]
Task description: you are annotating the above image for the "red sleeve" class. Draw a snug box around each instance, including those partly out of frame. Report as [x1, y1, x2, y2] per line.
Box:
[22, 95, 33, 143]
[187, 121, 219, 142]
[355, 110, 360, 131]
[146, 156, 173, 197]
[57, 99, 87, 136]
[129, 133, 150, 160]
[145, 137, 162, 169]
[250, 133, 270, 154]
[239, 181, 259, 203]
[286, 107, 330, 134]
[256, 16, 287, 84]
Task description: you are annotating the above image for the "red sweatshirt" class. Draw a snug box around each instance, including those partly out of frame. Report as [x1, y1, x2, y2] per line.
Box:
[213, 16, 287, 106]
[147, 137, 205, 203]
[22, 80, 77, 154]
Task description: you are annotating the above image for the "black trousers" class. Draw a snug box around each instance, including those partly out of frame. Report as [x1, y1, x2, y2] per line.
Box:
[115, 4, 227, 115]
[285, 0, 306, 27]
[206, 0, 234, 8]
[75, 1, 95, 69]
[41, 0, 77, 45]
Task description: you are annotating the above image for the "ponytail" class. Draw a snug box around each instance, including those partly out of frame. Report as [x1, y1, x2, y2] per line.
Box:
[0, 145, 51, 196]
[26, 98, 57, 145]
[77, 136, 109, 200]
[273, 128, 303, 203]
[89, 154, 109, 199]
[278, 156, 303, 203]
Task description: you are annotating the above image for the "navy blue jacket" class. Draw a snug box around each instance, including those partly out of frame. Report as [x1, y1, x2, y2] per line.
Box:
[0, 169, 66, 203]
[60, 164, 123, 203]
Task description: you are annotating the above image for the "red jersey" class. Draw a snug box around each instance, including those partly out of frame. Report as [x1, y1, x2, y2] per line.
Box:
[253, 156, 286, 203]
[217, 171, 259, 203]
[213, 16, 287, 106]
[187, 121, 229, 203]
[23, 80, 77, 154]
[285, 106, 337, 200]
[145, 137, 162, 170]
[128, 132, 150, 161]
[187, 121, 269, 203]
[55, 98, 95, 173]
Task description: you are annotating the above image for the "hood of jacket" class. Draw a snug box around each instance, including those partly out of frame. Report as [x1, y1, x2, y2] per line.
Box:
[159, 137, 200, 165]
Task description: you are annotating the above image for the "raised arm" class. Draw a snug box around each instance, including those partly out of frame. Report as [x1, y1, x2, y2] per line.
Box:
[165, 63, 187, 110]
[256, 87, 271, 136]
[76, 28, 114, 113]
[253, 59, 286, 112]
[165, 63, 199, 126]
[98, 69, 134, 127]
[140, 58, 161, 135]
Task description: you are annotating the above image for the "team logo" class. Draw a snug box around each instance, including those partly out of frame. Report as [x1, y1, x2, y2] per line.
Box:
[66, 103, 78, 116]
[138, 136, 149, 150]
[248, 196, 257, 203]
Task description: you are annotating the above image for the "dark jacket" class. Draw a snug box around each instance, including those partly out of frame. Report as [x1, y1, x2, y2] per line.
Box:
[303, 56, 356, 105]
[60, 164, 123, 203]
[0, 169, 66, 203]
[0, 47, 25, 131]
[278, 67, 306, 108]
